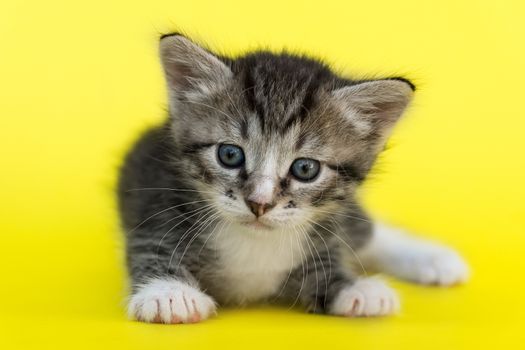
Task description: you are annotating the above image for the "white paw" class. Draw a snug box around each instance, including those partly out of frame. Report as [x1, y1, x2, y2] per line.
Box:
[391, 244, 470, 286]
[128, 278, 216, 324]
[363, 225, 470, 286]
[329, 278, 399, 317]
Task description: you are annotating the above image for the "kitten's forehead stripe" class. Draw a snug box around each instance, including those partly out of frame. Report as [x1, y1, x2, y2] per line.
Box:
[232, 52, 340, 136]
[241, 71, 263, 130]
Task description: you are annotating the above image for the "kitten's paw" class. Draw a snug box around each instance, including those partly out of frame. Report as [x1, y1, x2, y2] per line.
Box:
[128, 278, 216, 324]
[366, 225, 470, 286]
[391, 244, 469, 286]
[329, 278, 399, 317]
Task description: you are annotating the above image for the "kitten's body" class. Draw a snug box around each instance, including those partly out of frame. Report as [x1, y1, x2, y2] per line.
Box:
[118, 34, 468, 323]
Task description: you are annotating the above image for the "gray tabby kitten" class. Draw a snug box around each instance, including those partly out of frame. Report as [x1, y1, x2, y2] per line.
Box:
[118, 34, 468, 324]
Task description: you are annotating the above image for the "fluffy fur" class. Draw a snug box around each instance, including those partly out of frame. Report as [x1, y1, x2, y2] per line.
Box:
[118, 34, 468, 323]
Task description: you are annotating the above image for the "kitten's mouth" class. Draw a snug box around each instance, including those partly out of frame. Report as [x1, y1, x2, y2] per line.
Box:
[241, 220, 274, 230]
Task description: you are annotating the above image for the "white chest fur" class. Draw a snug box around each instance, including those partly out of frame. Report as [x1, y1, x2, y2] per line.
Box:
[210, 224, 306, 305]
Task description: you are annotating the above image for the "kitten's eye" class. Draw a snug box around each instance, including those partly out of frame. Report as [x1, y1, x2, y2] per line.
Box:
[290, 158, 320, 182]
[217, 144, 245, 168]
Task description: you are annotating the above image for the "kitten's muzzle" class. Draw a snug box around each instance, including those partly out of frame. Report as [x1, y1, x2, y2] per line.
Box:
[244, 199, 275, 218]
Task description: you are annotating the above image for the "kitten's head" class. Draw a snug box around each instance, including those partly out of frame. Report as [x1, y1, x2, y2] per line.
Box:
[160, 34, 414, 231]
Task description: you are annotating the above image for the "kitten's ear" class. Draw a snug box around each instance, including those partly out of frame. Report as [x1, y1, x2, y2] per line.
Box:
[159, 34, 232, 96]
[332, 79, 414, 138]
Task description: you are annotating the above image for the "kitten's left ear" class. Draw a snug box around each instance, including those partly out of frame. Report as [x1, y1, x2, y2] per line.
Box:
[159, 34, 232, 97]
[332, 79, 414, 138]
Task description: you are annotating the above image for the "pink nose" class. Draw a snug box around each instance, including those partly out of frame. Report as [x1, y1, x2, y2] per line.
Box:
[245, 199, 275, 217]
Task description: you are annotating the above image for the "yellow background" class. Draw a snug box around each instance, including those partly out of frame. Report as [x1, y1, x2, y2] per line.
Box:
[1, 0, 524, 348]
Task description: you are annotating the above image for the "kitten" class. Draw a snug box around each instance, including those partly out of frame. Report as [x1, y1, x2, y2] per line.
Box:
[118, 34, 468, 323]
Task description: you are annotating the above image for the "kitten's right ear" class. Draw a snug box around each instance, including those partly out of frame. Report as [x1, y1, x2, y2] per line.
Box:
[159, 34, 232, 96]
[331, 79, 414, 139]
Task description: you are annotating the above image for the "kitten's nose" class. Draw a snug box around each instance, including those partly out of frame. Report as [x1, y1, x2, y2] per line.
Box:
[245, 199, 275, 218]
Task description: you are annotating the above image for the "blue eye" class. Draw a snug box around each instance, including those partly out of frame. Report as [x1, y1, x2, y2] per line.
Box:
[218, 144, 245, 168]
[290, 158, 320, 182]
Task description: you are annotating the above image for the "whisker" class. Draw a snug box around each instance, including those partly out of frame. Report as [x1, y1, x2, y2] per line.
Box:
[156, 205, 215, 265]
[288, 229, 306, 311]
[300, 226, 320, 313]
[271, 232, 295, 302]
[129, 199, 212, 234]
[307, 223, 332, 309]
[126, 187, 218, 195]
[299, 224, 327, 313]
[177, 211, 222, 267]
[167, 206, 218, 270]
[198, 219, 228, 257]
[306, 218, 368, 276]
[155, 202, 215, 229]
[212, 221, 230, 261]
[311, 208, 372, 224]
[307, 224, 332, 280]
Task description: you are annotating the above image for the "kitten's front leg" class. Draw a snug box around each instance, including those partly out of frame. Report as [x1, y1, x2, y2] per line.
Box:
[359, 223, 469, 285]
[127, 253, 216, 324]
[283, 250, 399, 317]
